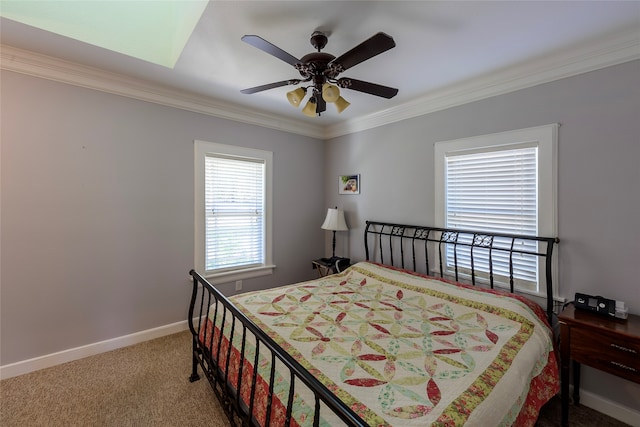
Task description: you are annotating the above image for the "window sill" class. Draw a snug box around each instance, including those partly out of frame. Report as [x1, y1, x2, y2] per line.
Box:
[202, 264, 276, 285]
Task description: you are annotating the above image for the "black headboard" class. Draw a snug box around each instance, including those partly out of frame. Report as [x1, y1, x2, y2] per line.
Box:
[364, 220, 559, 323]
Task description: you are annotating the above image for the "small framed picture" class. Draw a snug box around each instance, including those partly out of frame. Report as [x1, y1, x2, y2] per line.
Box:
[339, 174, 360, 194]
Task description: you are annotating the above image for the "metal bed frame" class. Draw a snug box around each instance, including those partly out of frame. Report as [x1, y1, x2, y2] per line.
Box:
[187, 220, 559, 427]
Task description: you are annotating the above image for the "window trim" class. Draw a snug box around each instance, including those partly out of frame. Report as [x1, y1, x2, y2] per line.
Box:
[194, 140, 275, 284]
[434, 124, 558, 298]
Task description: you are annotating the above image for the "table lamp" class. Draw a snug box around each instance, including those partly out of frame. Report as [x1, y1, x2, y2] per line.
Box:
[321, 207, 348, 260]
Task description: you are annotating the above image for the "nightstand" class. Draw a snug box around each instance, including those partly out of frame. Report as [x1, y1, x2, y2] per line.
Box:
[312, 257, 350, 277]
[558, 303, 640, 427]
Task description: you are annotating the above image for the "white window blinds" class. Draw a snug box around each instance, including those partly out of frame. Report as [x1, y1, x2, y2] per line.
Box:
[445, 145, 539, 287]
[205, 154, 265, 272]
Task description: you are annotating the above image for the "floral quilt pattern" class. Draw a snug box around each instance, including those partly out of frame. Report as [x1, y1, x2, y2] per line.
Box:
[207, 262, 558, 426]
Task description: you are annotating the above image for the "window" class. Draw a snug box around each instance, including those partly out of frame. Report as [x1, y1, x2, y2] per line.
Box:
[195, 140, 274, 283]
[434, 124, 558, 297]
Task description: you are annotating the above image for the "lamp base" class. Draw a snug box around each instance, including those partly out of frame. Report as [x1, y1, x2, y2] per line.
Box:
[331, 230, 337, 258]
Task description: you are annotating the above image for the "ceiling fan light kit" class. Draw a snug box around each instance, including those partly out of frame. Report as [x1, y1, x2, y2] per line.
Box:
[302, 98, 318, 117]
[334, 96, 351, 113]
[286, 87, 306, 107]
[322, 83, 340, 103]
[241, 31, 398, 118]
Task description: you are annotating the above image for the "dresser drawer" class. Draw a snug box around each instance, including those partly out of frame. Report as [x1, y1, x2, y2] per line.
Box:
[572, 327, 640, 383]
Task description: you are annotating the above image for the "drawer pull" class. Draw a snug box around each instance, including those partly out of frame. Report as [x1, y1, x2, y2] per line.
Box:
[610, 361, 637, 372]
[610, 343, 637, 354]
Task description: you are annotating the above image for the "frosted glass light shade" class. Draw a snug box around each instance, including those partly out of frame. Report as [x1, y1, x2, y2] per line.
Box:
[286, 88, 306, 107]
[322, 83, 340, 103]
[302, 99, 317, 117]
[334, 96, 350, 113]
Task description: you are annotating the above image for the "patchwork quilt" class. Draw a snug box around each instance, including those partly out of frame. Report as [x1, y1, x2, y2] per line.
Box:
[200, 262, 559, 426]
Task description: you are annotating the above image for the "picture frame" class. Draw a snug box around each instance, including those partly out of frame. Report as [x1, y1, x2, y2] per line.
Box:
[339, 174, 360, 195]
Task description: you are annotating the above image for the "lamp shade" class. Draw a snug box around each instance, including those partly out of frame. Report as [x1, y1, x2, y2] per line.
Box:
[321, 208, 348, 231]
[322, 83, 340, 103]
[286, 87, 306, 107]
[334, 96, 350, 113]
[302, 98, 317, 117]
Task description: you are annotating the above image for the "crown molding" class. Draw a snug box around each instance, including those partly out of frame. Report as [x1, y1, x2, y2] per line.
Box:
[324, 27, 640, 139]
[2, 26, 639, 141]
[0, 44, 326, 139]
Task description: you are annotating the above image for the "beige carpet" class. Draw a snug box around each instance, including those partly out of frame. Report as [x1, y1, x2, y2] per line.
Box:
[1, 331, 629, 426]
[1, 331, 226, 427]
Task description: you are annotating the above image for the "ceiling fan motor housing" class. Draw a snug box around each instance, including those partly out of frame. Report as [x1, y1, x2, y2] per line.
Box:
[298, 52, 337, 82]
[298, 32, 341, 88]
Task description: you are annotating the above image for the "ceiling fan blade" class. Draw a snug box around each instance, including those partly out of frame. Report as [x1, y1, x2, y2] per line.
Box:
[241, 80, 301, 94]
[241, 35, 301, 66]
[338, 78, 398, 99]
[330, 32, 396, 72]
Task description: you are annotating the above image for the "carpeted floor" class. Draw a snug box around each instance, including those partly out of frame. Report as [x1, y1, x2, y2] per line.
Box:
[535, 394, 629, 427]
[0, 331, 630, 426]
[1, 332, 226, 427]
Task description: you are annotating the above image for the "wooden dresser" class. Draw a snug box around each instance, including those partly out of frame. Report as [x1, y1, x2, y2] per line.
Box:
[558, 303, 640, 427]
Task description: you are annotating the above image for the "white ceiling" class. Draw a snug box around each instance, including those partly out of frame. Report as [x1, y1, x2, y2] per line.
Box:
[2, 1, 639, 132]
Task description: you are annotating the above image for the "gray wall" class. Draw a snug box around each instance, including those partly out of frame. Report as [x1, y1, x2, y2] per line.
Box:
[324, 60, 640, 410]
[2, 58, 639, 413]
[1, 71, 326, 364]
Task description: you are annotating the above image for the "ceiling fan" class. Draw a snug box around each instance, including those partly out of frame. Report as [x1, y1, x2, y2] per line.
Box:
[240, 31, 398, 117]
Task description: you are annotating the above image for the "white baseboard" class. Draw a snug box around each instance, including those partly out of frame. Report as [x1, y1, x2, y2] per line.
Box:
[577, 388, 640, 427]
[0, 320, 189, 380]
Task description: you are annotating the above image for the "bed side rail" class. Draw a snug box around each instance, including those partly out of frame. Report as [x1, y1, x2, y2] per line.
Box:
[188, 269, 367, 427]
[364, 220, 559, 323]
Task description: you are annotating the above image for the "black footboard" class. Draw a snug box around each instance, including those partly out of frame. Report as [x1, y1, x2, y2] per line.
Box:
[187, 269, 367, 427]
